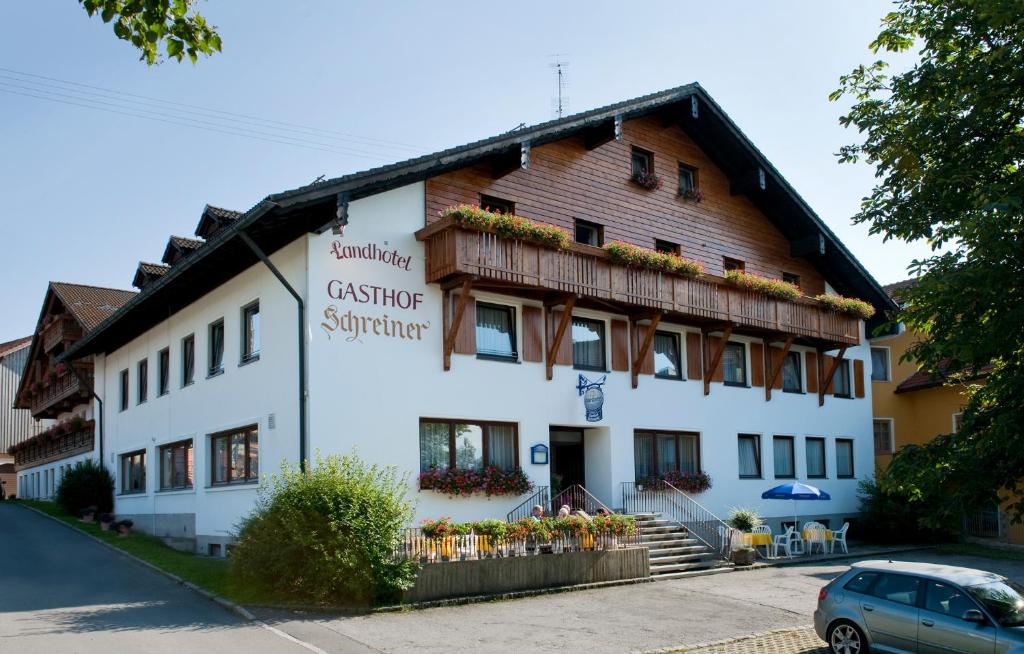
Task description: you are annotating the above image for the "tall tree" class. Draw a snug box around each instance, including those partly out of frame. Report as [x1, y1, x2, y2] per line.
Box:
[832, 0, 1024, 527]
[79, 0, 222, 64]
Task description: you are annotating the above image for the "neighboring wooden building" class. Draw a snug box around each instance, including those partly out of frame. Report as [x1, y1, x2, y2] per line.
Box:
[0, 336, 47, 498]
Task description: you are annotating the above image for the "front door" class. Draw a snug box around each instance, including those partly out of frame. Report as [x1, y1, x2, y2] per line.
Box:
[549, 428, 584, 495]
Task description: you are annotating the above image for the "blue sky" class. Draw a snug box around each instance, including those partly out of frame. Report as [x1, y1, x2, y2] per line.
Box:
[0, 1, 926, 343]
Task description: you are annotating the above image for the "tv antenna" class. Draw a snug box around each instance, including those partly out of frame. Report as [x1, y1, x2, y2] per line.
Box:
[549, 55, 569, 118]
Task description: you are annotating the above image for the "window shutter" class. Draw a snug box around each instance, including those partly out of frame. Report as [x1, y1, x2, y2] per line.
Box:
[632, 322, 654, 375]
[611, 319, 629, 372]
[750, 342, 765, 388]
[452, 295, 476, 354]
[686, 332, 702, 381]
[709, 336, 724, 382]
[806, 351, 818, 393]
[521, 306, 543, 362]
[823, 355, 836, 394]
[854, 359, 865, 398]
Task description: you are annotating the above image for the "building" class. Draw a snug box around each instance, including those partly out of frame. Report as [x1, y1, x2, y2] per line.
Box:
[56, 84, 894, 554]
[9, 283, 136, 500]
[0, 336, 49, 498]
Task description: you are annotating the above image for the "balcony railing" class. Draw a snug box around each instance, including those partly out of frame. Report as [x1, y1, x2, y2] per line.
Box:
[417, 219, 860, 347]
[29, 363, 93, 417]
[42, 316, 82, 353]
[12, 423, 95, 468]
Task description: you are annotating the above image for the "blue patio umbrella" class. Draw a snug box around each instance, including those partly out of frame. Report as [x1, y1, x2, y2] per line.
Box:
[761, 482, 831, 530]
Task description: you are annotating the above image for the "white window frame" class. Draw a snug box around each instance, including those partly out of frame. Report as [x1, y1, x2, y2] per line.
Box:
[870, 346, 892, 382]
[873, 417, 895, 455]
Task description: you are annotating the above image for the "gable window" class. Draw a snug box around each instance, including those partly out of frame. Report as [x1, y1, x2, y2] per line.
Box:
[241, 301, 260, 364]
[678, 163, 698, 196]
[873, 419, 893, 454]
[738, 434, 761, 478]
[211, 426, 259, 485]
[722, 341, 747, 386]
[723, 257, 745, 273]
[120, 450, 146, 494]
[208, 319, 225, 377]
[119, 369, 129, 412]
[782, 272, 801, 289]
[137, 359, 148, 404]
[833, 359, 852, 397]
[476, 302, 517, 360]
[782, 351, 802, 393]
[480, 194, 514, 215]
[870, 347, 891, 382]
[159, 439, 193, 490]
[419, 419, 518, 472]
[572, 317, 606, 371]
[634, 431, 699, 481]
[653, 331, 682, 380]
[773, 436, 795, 478]
[806, 437, 826, 478]
[655, 239, 680, 255]
[631, 147, 653, 177]
[181, 334, 195, 387]
[574, 219, 603, 247]
[158, 348, 170, 396]
[836, 438, 855, 478]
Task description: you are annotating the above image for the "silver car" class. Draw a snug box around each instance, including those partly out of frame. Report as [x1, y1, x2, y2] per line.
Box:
[815, 560, 1024, 653]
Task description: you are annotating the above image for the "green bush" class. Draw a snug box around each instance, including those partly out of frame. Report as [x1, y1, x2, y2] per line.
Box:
[727, 507, 762, 531]
[55, 459, 114, 516]
[857, 478, 949, 543]
[230, 453, 417, 607]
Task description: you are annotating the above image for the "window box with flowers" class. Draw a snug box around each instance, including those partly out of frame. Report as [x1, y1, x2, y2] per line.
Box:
[642, 470, 713, 495]
[603, 241, 704, 277]
[725, 270, 802, 301]
[418, 466, 534, 497]
[814, 294, 876, 320]
[631, 170, 662, 191]
[439, 204, 570, 250]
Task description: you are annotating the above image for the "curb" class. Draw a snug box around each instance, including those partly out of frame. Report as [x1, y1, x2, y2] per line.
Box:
[733, 545, 936, 572]
[640, 625, 818, 654]
[15, 503, 258, 623]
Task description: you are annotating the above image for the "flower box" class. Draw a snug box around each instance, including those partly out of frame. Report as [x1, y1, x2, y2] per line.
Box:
[814, 294, 875, 320]
[439, 204, 570, 250]
[725, 270, 801, 301]
[603, 241, 704, 277]
[631, 171, 662, 190]
[419, 466, 534, 497]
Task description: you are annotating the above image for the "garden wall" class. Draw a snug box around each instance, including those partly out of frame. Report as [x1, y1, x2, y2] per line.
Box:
[404, 546, 649, 603]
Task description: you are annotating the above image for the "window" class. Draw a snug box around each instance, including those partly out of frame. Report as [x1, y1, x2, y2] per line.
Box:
[418, 419, 518, 472]
[722, 342, 747, 386]
[158, 348, 170, 396]
[574, 219, 603, 247]
[241, 302, 260, 363]
[653, 331, 682, 380]
[844, 571, 879, 594]
[476, 302, 517, 360]
[925, 580, 978, 618]
[572, 317, 606, 371]
[634, 431, 699, 481]
[871, 574, 921, 607]
[782, 351, 802, 393]
[723, 257, 745, 273]
[873, 419, 893, 454]
[870, 347, 890, 381]
[208, 319, 225, 376]
[137, 359, 148, 404]
[480, 194, 514, 215]
[211, 426, 258, 485]
[678, 163, 697, 195]
[120, 450, 146, 494]
[782, 272, 801, 289]
[159, 440, 193, 490]
[836, 438, 855, 478]
[772, 436, 795, 478]
[806, 437, 826, 478]
[119, 369, 129, 411]
[655, 239, 680, 255]
[738, 434, 761, 478]
[832, 359, 852, 397]
[631, 147, 652, 177]
[953, 412, 963, 433]
[181, 334, 195, 387]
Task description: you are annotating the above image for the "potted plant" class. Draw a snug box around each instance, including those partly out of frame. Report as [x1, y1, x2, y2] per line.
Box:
[727, 507, 762, 532]
[79, 505, 98, 523]
[451, 522, 472, 560]
[420, 517, 454, 561]
[631, 170, 662, 190]
[681, 187, 705, 202]
[474, 519, 507, 557]
[99, 513, 115, 531]
[116, 519, 134, 537]
[731, 546, 756, 566]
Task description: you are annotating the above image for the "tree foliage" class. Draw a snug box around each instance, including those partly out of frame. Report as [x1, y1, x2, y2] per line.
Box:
[833, 1, 1024, 526]
[55, 459, 114, 516]
[79, 0, 222, 65]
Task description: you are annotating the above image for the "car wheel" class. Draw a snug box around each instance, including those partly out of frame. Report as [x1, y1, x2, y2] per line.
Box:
[828, 620, 868, 654]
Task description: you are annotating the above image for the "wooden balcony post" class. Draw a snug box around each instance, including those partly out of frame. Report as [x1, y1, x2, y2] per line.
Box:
[545, 295, 576, 380]
[442, 279, 473, 371]
[702, 323, 734, 395]
[630, 313, 662, 389]
[764, 335, 795, 402]
[818, 345, 848, 406]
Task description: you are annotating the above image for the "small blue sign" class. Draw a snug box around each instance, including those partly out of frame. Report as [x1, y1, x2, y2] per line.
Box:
[530, 443, 549, 465]
[576, 374, 607, 422]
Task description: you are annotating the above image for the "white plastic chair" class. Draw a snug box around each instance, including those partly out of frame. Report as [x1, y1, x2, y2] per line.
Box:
[831, 522, 850, 554]
[805, 526, 828, 554]
[772, 526, 802, 558]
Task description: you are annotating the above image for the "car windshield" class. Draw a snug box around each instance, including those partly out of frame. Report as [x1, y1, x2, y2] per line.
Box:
[965, 579, 1024, 627]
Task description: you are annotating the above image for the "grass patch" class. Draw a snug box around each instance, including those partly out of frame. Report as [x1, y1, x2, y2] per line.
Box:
[17, 499, 262, 604]
[935, 542, 1024, 561]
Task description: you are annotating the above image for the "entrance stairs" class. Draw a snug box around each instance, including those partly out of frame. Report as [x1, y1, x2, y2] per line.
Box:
[633, 512, 728, 580]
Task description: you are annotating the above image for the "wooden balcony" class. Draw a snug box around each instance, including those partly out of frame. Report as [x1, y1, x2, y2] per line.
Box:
[416, 218, 860, 348]
[29, 363, 93, 418]
[42, 315, 82, 354]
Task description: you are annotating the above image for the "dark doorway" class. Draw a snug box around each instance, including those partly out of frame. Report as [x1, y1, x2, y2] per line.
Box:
[550, 427, 584, 495]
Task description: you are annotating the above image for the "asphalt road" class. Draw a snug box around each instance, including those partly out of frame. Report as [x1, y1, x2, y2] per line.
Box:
[0, 502, 316, 654]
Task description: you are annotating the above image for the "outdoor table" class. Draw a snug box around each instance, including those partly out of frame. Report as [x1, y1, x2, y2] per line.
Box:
[741, 532, 773, 557]
[802, 528, 833, 553]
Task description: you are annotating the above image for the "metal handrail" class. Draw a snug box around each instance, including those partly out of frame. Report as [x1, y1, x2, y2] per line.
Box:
[551, 484, 613, 516]
[621, 481, 737, 559]
[506, 486, 551, 522]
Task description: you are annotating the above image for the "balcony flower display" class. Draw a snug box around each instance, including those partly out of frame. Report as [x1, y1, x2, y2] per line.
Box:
[631, 170, 662, 190]
[725, 270, 801, 301]
[643, 470, 713, 494]
[603, 241, 704, 277]
[681, 187, 705, 203]
[440, 204, 570, 250]
[418, 466, 534, 497]
[420, 516, 454, 539]
[815, 294, 876, 320]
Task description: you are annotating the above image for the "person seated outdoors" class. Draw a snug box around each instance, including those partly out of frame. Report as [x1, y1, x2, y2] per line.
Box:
[557, 505, 572, 518]
[575, 509, 592, 521]
[530, 505, 545, 521]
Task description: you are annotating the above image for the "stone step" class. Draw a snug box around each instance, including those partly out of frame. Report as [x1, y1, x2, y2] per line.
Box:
[650, 552, 718, 564]
[652, 566, 735, 581]
[645, 544, 708, 556]
[650, 560, 720, 574]
[638, 525, 684, 534]
[641, 532, 695, 543]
